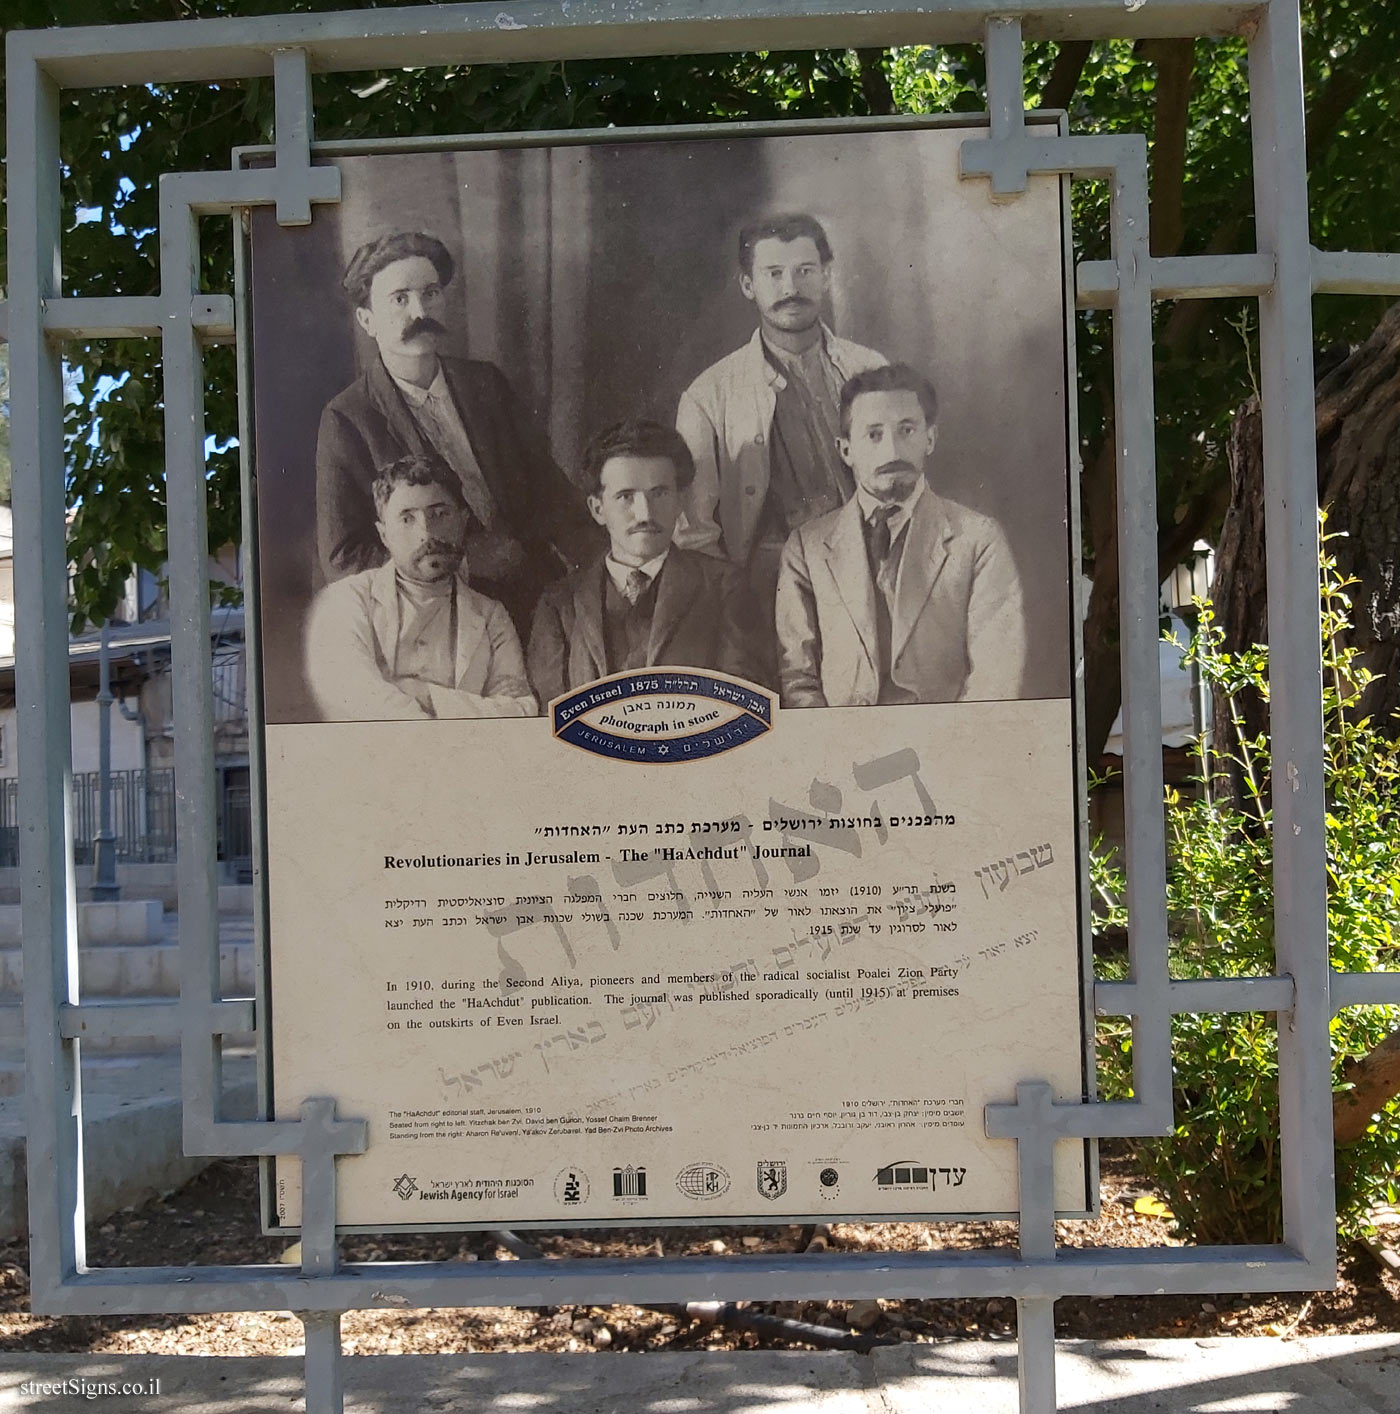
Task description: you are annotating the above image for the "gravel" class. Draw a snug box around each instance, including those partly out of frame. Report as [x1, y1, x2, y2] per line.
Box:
[0, 1147, 1394, 1355]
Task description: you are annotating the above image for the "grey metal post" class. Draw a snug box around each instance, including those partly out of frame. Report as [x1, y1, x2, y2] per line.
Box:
[7, 43, 87, 1306]
[92, 619, 121, 900]
[303, 1313, 345, 1414]
[158, 184, 227, 1135]
[1247, 0, 1336, 1264]
[1016, 1298, 1056, 1413]
[1102, 141, 1174, 1126]
[1011, 1081, 1057, 1414]
[298, 1094, 346, 1409]
[272, 48, 316, 225]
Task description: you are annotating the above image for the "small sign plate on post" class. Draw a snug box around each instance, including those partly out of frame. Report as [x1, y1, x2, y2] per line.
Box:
[249, 120, 1091, 1230]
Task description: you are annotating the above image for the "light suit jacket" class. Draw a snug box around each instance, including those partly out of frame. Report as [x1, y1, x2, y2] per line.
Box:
[673, 327, 886, 565]
[775, 489, 1027, 707]
[526, 548, 763, 704]
[304, 563, 537, 721]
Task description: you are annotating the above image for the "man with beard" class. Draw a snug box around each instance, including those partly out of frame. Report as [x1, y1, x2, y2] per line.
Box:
[776, 364, 1026, 707]
[527, 420, 761, 701]
[304, 454, 537, 721]
[315, 230, 596, 637]
[673, 213, 886, 666]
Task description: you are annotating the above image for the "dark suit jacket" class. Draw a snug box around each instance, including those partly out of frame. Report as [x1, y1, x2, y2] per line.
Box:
[315, 353, 599, 631]
[526, 548, 765, 704]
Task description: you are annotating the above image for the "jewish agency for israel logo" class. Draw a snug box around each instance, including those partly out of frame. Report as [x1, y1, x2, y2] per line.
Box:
[392, 1173, 418, 1201]
[551, 670, 775, 764]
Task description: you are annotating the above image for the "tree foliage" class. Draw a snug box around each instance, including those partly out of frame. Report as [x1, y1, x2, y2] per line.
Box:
[0, 1, 1397, 687]
[891, 18, 1399, 751]
[1094, 535, 1400, 1243]
[1, 1, 883, 626]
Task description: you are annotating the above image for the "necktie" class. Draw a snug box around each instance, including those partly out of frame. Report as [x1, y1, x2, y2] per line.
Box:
[868, 504, 898, 564]
[623, 568, 651, 605]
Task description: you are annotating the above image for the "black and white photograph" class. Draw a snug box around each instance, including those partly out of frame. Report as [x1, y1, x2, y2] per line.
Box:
[250, 124, 1074, 725]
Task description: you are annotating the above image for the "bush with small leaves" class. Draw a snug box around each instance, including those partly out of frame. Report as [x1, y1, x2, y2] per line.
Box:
[1094, 523, 1400, 1244]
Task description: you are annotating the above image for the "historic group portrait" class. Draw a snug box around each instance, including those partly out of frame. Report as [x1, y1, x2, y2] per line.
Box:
[249, 124, 1074, 726]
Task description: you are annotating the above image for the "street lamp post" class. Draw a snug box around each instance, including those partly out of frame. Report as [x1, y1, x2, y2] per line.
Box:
[91, 618, 120, 901]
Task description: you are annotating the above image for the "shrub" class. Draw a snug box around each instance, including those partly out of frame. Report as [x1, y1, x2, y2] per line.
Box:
[1094, 530, 1400, 1243]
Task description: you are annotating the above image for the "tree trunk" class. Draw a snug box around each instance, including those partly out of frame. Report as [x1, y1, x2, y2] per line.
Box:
[1335, 1031, 1400, 1146]
[855, 50, 895, 116]
[1082, 435, 1124, 761]
[1214, 301, 1400, 1145]
[1206, 398, 1271, 805]
[1316, 305, 1400, 722]
[1214, 300, 1400, 730]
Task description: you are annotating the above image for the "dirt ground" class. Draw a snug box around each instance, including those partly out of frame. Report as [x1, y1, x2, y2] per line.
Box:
[0, 1146, 1396, 1356]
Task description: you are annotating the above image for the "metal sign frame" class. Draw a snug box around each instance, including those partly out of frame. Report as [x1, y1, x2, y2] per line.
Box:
[239, 106, 1096, 1239]
[5, 4, 1399, 1412]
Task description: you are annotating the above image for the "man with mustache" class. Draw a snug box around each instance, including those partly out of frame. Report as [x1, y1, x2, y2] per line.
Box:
[776, 364, 1026, 707]
[304, 454, 537, 721]
[527, 420, 761, 702]
[673, 214, 886, 671]
[315, 230, 596, 639]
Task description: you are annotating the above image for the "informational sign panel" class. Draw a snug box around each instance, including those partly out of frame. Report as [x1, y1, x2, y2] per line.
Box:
[250, 122, 1090, 1229]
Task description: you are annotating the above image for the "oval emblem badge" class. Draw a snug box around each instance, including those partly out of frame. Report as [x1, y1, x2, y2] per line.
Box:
[552, 670, 774, 764]
[676, 1162, 731, 1200]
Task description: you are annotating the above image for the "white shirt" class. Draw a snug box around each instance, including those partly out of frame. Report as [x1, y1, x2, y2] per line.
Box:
[604, 549, 670, 597]
[855, 478, 926, 547]
[389, 365, 497, 528]
[392, 573, 456, 688]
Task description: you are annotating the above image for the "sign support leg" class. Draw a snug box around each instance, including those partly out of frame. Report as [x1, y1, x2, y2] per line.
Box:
[1011, 1082, 1058, 1412]
[303, 1312, 345, 1414]
[1016, 1297, 1057, 1413]
[298, 1097, 353, 1413]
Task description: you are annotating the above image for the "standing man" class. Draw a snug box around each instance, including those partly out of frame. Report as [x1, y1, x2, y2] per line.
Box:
[315, 230, 597, 639]
[304, 454, 536, 722]
[776, 364, 1026, 707]
[527, 420, 762, 702]
[674, 213, 887, 662]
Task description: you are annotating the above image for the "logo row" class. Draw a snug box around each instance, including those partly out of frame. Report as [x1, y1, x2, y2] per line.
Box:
[395, 1158, 958, 1204]
[551, 1160, 836, 1205]
[553, 1161, 791, 1204]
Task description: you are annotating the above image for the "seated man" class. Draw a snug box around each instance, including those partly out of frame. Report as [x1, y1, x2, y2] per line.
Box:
[776, 363, 1026, 707]
[304, 454, 537, 721]
[527, 419, 763, 702]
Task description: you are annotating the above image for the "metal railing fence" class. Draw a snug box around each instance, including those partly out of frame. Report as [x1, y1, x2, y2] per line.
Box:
[0, 768, 178, 868]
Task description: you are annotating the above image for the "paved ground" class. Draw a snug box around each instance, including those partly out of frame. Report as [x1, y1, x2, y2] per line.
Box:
[0, 1336, 1397, 1411]
[0, 911, 257, 1237]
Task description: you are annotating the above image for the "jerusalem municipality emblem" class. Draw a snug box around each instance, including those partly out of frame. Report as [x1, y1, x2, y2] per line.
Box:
[756, 1160, 788, 1200]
